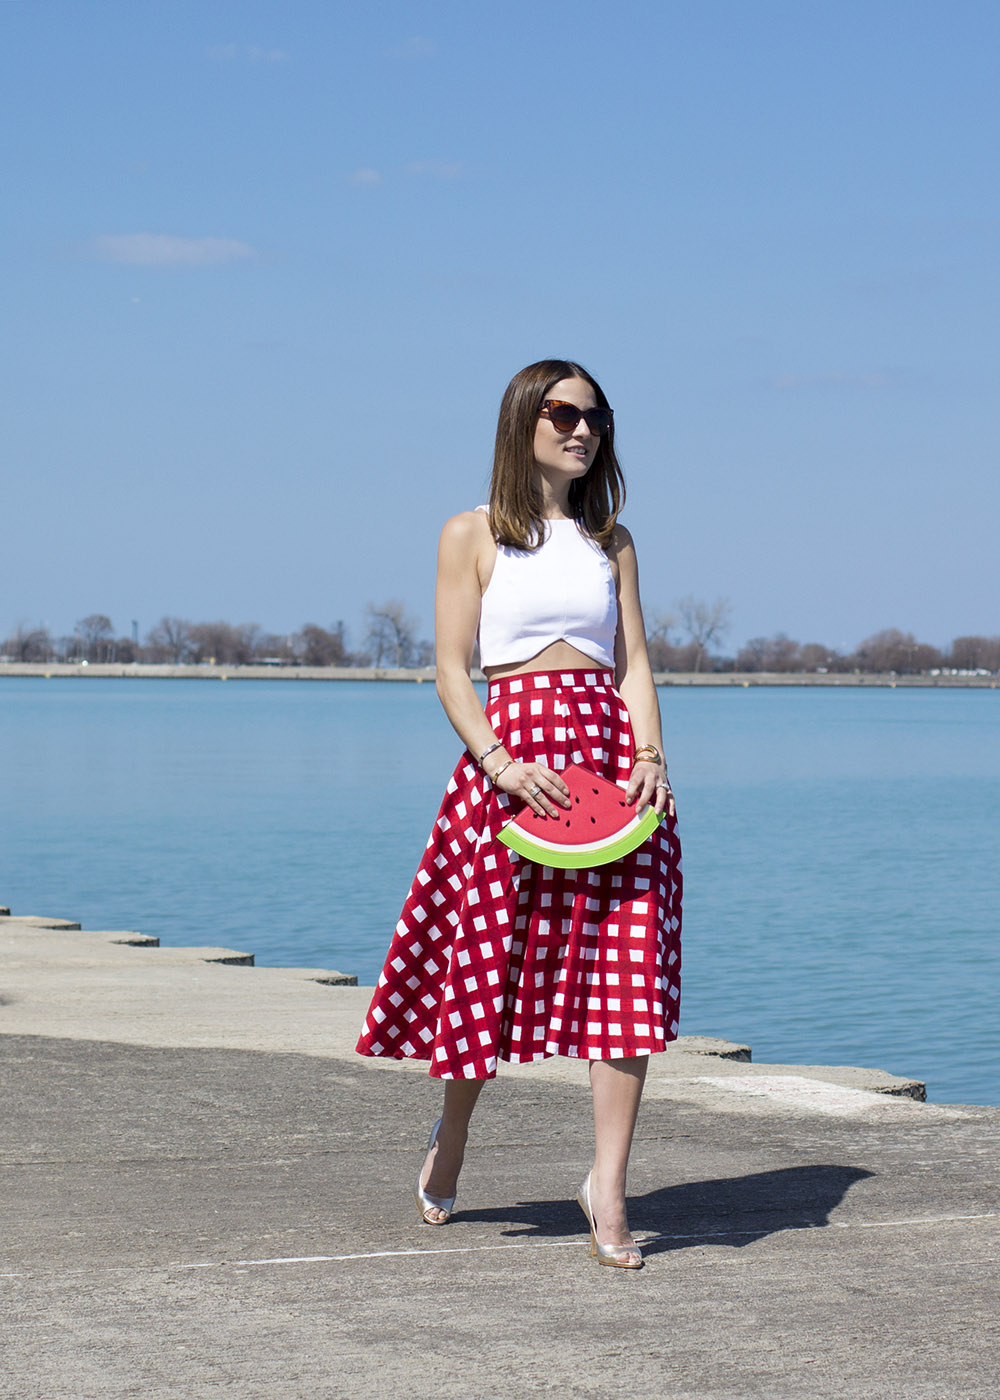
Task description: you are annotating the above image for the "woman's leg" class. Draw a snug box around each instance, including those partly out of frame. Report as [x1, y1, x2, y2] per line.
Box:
[419, 1077, 486, 1221]
[587, 1055, 649, 1244]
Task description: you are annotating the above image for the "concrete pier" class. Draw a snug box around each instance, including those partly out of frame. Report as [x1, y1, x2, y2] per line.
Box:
[2, 660, 997, 686]
[1, 911, 997, 1399]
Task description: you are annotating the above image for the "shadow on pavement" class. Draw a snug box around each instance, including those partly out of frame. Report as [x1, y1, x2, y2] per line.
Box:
[457, 1163, 875, 1253]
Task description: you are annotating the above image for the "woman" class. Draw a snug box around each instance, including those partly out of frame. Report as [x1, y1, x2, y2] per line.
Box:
[357, 359, 681, 1269]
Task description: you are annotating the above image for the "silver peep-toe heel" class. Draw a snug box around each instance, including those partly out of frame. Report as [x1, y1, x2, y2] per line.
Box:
[576, 1171, 643, 1269]
[414, 1117, 456, 1226]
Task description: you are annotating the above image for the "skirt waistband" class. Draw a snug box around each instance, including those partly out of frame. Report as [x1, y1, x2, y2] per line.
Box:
[486, 668, 618, 700]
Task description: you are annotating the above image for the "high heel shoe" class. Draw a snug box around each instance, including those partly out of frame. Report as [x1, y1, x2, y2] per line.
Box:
[576, 1171, 643, 1269]
[414, 1118, 456, 1226]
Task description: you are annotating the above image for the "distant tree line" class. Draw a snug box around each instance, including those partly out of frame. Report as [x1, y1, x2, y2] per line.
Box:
[0, 603, 432, 669]
[730, 628, 1000, 675]
[2, 605, 998, 675]
[649, 617, 1000, 676]
[642, 596, 997, 675]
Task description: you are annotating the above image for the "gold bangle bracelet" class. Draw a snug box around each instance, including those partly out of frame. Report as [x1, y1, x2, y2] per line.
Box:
[488, 759, 514, 785]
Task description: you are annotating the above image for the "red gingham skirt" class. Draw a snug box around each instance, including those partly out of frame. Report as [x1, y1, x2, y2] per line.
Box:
[355, 669, 682, 1079]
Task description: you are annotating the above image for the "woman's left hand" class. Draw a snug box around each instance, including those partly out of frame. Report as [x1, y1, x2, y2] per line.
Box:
[627, 760, 675, 819]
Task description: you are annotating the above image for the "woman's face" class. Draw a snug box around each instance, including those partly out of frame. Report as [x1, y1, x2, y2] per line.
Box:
[532, 376, 602, 483]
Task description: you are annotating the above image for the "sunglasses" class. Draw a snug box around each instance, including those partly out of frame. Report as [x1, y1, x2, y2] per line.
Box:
[539, 400, 614, 436]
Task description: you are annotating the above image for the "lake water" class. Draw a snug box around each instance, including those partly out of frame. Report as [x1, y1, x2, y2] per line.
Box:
[1, 677, 997, 1105]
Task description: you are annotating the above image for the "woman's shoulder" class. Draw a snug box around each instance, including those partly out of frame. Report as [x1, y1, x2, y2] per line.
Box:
[602, 521, 637, 586]
[606, 521, 636, 556]
[438, 507, 494, 555]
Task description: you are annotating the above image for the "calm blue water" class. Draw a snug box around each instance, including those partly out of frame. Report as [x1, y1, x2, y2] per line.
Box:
[2, 678, 997, 1105]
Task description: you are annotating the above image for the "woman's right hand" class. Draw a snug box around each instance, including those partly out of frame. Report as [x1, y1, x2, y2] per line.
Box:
[491, 760, 571, 819]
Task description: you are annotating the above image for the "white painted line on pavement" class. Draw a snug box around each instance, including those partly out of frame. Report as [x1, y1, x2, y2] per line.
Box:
[2, 1211, 994, 1281]
[178, 1241, 579, 1267]
[829, 1211, 998, 1230]
[171, 1209, 999, 1270]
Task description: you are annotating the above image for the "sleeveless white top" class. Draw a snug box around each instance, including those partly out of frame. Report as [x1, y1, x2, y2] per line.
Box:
[476, 508, 618, 669]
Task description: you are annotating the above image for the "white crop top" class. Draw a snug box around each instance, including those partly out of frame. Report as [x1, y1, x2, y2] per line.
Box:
[476, 508, 618, 669]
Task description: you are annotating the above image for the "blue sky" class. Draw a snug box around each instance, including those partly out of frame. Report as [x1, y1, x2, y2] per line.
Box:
[3, 0, 998, 655]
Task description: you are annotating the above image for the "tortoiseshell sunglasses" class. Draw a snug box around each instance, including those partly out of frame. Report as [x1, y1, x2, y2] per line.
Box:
[539, 400, 614, 435]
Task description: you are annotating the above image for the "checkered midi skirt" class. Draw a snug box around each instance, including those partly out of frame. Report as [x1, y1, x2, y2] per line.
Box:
[355, 669, 682, 1080]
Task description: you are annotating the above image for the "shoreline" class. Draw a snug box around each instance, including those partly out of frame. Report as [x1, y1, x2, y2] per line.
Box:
[1, 908, 937, 1103]
[2, 661, 997, 687]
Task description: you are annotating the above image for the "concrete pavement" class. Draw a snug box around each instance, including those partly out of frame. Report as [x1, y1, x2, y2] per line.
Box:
[2, 912, 998, 1399]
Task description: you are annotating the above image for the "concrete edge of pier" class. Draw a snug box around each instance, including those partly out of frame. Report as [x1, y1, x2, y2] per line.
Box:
[0, 909, 941, 1114]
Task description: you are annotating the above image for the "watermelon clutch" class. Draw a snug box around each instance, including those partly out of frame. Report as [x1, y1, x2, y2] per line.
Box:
[496, 763, 663, 869]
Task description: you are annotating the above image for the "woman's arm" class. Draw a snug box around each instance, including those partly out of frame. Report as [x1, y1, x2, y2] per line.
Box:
[434, 512, 569, 817]
[610, 525, 675, 818]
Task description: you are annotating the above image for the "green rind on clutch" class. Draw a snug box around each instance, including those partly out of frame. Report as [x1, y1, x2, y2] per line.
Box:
[498, 804, 662, 869]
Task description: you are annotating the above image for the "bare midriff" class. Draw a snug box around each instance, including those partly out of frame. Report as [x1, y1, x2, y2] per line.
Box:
[482, 639, 614, 681]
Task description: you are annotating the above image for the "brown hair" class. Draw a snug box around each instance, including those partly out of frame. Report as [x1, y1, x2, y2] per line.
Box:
[487, 359, 625, 551]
